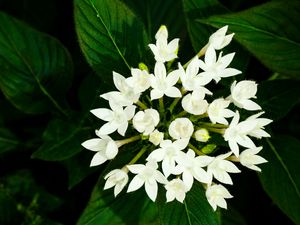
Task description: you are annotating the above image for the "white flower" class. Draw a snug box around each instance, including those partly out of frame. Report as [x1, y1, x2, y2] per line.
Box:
[169, 117, 194, 140]
[91, 104, 136, 136]
[147, 139, 189, 177]
[206, 184, 233, 211]
[148, 25, 179, 63]
[228, 80, 261, 111]
[133, 109, 160, 135]
[194, 128, 210, 142]
[81, 133, 119, 166]
[178, 57, 211, 91]
[165, 178, 189, 203]
[239, 146, 267, 172]
[126, 68, 151, 94]
[149, 129, 164, 146]
[207, 152, 241, 185]
[101, 72, 140, 107]
[246, 112, 272, 139]
[182, 90, 209, 115]
[150, 62, 181, 100]
[127, 160, 167, 202]
[224, 111, 257, 156]
[208, 98, 235, 125]
[207, 25, 234, 50]
[173, 149, 213, 190]
[198, 46, 241, 83]
[104, 168, 129, 196]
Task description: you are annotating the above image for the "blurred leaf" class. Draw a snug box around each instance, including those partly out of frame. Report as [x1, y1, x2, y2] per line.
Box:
[123, 0, 185, 39]
[201, 0, 300, 78]
[183, 0, 229, 52]
[31, 118, 90, 161]
[0, 11, 73, 115]
[0, 190, 21, 225]
[157, 183, 220, 225]
[74, 0, 148, 77]
[221, 207, 247, 225]
[259, 136, 300, 225]
[257, 80, 300, 121]
[0, 128, 20, 155]
[62, 151, 98, 189]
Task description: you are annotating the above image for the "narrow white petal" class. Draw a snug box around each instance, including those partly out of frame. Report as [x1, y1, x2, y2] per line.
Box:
[166, 70, 180, 86]
[145, 181, 158, 202]
[105, 140, 118, 159]
[81, 138, 104, 151]
[98, 122, 118, 135]
[150, 89, 164, 100]
[90, 108, 113, 121]
[165, 87, 182, 98]
[90, 152, 107, 167]
[127, 164, 145, 174]
[117, 122, 128, 136]
[127, 176, 144, 192]
[242, 100, 262, 111]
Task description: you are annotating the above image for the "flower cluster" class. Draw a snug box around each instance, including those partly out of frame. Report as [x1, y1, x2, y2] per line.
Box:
[82, 25, 272, 210]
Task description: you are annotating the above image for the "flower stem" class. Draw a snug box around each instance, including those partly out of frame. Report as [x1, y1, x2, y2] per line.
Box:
[205, 127, 225, 134]
[159, 97, 164, 114]
[117, 135, 140, 147]
[169, 98, 180, 113]
[136, 100, 148, 110]
[128, 146, 148, 165]
[188, 143, 204, 156]
[197, 122, 228, 128]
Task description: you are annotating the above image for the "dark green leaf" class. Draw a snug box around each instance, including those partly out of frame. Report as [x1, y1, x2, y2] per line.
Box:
[123, 0, 185, 39]
[0, 11, 73, 114]
[157, 183, 220, 225]
[201, 0, 300, 78]
[221, 207, 247, 225]
[259, 136, 300, 225]
[31, 118, 90, 161]
[257, 80, 300, 121]
[183, 0, 229, 52]
[0, 191, 21, 225]
[74, 0, 148, 76]
[0, 128, 19, 155]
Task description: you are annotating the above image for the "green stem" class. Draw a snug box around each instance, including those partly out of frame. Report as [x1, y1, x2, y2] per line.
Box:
[188, 143, 204, 156]
[136, 101, 148, 110]
[169, 98, 180, 113]
[205, 127, 225, 134]
[176, 110, 187, 118]
[117, 135, 140, 147]
[128, 146, 148, 165]
[197, 121, 228, 128]
[159, 97, 164, 114]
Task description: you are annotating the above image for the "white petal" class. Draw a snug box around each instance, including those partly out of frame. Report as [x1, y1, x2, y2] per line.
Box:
[98, 122, 118, 135]
[127, 164, 145, 174]
[165, 87, 182, 98]
[150, 89, 164, 100]
[81, 138, 105, 151]
[117, 122, 128, 136]
[167, 38, 179, 53]
[166, 70, 180, 86]
[105, 140, 118, 159]
[242, 99, 262, 111]
[113, 72, 126, 92]
[90, 108, 113, 121]
[205, 46, 216, 65]
[182, 172, 194, 191]
[90, 152, 107, 166]
[127, 176, 144, 192]
[145, 181, 158, 202]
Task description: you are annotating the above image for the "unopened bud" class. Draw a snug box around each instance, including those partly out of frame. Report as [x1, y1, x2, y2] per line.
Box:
[194, 128, 210, 142]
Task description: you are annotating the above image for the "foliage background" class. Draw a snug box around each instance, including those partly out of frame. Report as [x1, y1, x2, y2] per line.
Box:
[0, 0, 299, 224]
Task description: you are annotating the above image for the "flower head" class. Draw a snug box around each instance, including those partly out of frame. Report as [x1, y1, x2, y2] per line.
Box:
[208, 98, 235, 125]
[206, 184, 233, 211]
[126, 68, 151, 94]
[239, 147, 267, 171]
[169, 117, 194, 140]
[165, 178, 189, 203]
[228, 80, 261, 111]
[133, 109, 160, 135]
[207, 25, 234, 50]
[182, 90, 209, 115]
[148, 25, 179, 63]
[104, 168, 129, 196]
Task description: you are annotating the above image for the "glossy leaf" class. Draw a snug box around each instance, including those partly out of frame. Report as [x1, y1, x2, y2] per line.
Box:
[201, 0, 300, 78]
[74, 0, 148, 76]
[31, 118, 90, 161]
[260, 136, 300, 225]
[157, 183, 220, 225]
[0, 128, 19, 155]
[0, 11, 73, 114]
[183, 0, 229, 52]
[257, 80, 300, 121]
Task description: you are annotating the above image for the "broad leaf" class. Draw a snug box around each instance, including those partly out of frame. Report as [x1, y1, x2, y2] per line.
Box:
[221, 207, 247, 225]
[257, 80, 300, 121]
[183, 0, 229, 52]
[0, 11, 73, 114]
[0, 128, 19, 154]
[259, 136, 300, 225]
[31, 118, 91, 161]
[74, 0, 148, 76]
[201, 0, 300, 78]
[157, 183, 220, 225]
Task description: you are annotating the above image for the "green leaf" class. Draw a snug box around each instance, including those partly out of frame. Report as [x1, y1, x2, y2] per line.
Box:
[0, 191, 21, 225]
[0, 11, 73, 114]
[0, 128, 19, 155]
[259, 136, 300, 225]
[74, 0, 148, 76]
[221, 207, 247, 225]
[123, 0, 185, 39]
[31, 118, 90, 161]
[183, 0, 229, 52]
[201, 0, 300, 78]
[257, 80, 300, 121]
[157, 183, 220, 225]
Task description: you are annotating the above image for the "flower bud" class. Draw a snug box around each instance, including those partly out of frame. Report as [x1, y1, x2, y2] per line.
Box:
[194, 128, 210, 142]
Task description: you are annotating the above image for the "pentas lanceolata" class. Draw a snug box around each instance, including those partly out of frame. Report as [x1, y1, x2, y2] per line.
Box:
[82, 25, 272, 211]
